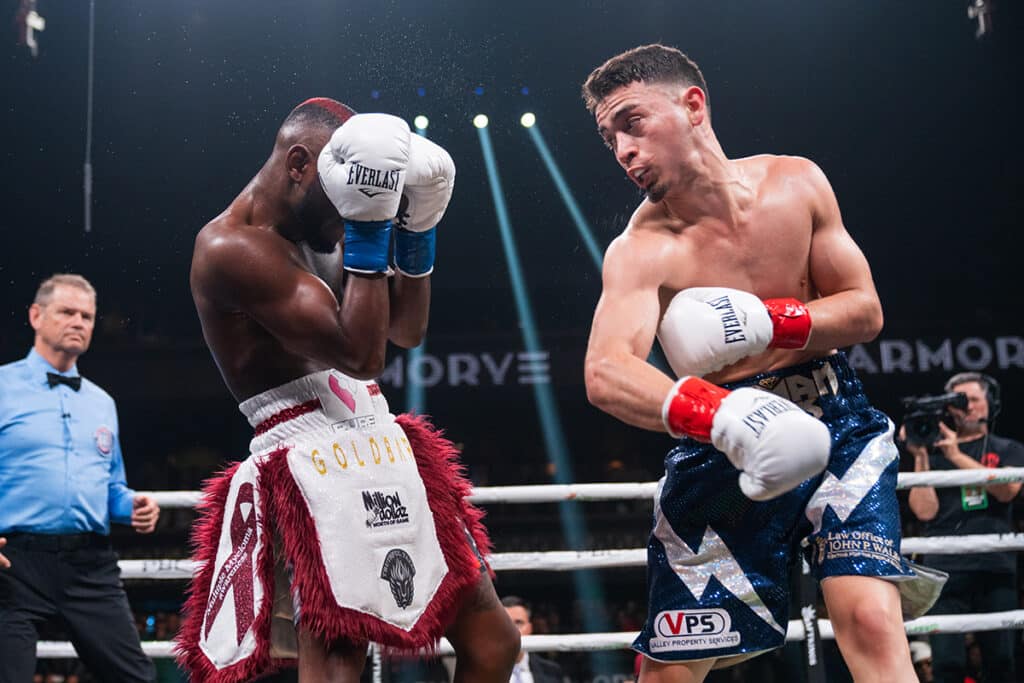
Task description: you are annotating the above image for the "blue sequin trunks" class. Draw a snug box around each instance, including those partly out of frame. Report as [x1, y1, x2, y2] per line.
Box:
[634, 352, 914, 665]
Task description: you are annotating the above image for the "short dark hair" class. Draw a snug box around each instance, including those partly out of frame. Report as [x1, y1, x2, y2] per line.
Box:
[280, 97, 356, 135]
[500, 595, 531, 618]
[582, 44, 709, 113]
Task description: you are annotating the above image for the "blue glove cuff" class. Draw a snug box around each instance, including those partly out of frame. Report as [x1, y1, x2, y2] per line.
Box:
[343, 221, 393, 274]
[394, 227, 436, 277]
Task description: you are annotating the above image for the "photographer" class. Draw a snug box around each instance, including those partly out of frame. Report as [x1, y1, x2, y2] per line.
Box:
[905, 372, 1024, 683]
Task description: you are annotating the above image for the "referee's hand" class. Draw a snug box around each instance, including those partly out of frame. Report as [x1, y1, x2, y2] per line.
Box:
[0, 537, 10, 569]
[131, 495, 160, 534]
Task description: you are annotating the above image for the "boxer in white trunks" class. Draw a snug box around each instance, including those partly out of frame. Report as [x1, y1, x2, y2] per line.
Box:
[178, 98, 519, 683]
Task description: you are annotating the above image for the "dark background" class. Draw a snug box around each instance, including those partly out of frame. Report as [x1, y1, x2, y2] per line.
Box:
[2, 1, 1021, 679]
[2, 0, 1020, 480]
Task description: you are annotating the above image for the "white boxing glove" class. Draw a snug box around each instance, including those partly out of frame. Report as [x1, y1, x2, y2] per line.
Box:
[318, 114, 411, 273]
[393, 133, 455, 277]
[662, 376, 830, 500]
[401, 134, 455, 232]
[658, 287, 812, 377]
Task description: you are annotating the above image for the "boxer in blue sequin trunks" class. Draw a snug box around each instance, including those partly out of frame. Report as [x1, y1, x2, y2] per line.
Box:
[582, 45, 940, 682]
[640, 353, 926, 667]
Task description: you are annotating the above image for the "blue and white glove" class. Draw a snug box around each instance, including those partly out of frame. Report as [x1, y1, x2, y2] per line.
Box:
[318, 113, 411, 274]
[393, 134, 455, 277]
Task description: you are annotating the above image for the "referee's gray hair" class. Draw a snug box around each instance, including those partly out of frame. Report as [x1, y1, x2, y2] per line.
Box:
[33, 273, 96, 307]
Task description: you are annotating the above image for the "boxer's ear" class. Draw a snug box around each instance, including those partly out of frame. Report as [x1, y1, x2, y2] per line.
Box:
[286, 144, 314, 183]
[681, 86, 707, 126]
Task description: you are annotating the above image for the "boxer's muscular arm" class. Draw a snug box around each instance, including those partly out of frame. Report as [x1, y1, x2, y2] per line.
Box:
[802, 159, 884, 349]
[585, 235, 674, 432]
[193, 224, 389, 379]
[388, 272, 429, 349]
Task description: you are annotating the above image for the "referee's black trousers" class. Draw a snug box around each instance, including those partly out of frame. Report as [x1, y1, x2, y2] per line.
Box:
[0, 533, 155, 683]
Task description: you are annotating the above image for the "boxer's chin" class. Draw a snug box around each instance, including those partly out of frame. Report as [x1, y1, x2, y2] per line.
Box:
[304, 226, 339, 254]
[297, 210, 340, 254]
[296, 185, 341, 253]
[645, 182, 667, 203]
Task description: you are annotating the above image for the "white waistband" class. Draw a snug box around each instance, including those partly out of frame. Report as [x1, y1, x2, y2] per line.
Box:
[240, 370, 393, 453]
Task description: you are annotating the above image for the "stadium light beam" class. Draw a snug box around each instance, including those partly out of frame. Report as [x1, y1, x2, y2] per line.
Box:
[404, 344, 427, 414]
[524, 123, 603, 270]
[475, 123, 614, 661]
[524, 122, 671, 373]
[475, 125, 571, 487]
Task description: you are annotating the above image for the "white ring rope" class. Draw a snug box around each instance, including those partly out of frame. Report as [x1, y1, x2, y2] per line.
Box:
[901, 533, 1024, 555]
[39, 470, 1020, 661]
[113, 532, 1024, 579]
[139, 467, 1024, 509]
[895, 467, 1024, 489]
[36, 610, 1024, 659]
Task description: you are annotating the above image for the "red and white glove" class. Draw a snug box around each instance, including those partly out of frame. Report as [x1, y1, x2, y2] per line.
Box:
[662, 376, 830, 500]
[658, 287, 812, 377]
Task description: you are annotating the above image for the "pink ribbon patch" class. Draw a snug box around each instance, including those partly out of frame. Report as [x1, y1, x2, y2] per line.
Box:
[203, 483, 258, 646]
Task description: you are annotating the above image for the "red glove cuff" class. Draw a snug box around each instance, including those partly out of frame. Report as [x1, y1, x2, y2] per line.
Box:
[764, 298, 812, 350]
[662, 376, 730, 441]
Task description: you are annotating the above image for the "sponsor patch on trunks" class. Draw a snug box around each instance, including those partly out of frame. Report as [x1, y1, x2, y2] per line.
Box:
[381, 548, 416, 609]
[362, 488, 411, 530]
[649, 608, 741, 653]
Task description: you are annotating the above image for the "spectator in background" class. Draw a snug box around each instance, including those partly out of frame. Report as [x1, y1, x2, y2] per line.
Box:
[906, 372, 1024, 683]
[909, 640, 933, 683]
[502, 596, 565, 683]
[0, 274, 160, 683]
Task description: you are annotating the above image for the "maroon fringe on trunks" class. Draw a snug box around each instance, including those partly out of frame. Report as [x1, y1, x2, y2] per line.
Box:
[175, 459, 285, 683]
[175, 413, 491, 682]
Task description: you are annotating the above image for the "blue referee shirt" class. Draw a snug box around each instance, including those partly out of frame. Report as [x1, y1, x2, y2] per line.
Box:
[0, 348, 135, 535]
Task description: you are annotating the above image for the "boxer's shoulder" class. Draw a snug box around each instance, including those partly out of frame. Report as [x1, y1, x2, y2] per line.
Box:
[192, 208, 302, 307]
[603, 225, 681, 291]
[627, 197, 678, 234]
[609, 204, 694, 265]
[737, 152, 816, 175]
[750, 154, 831, 207]
[196, 207, 295, 267]
[731, 154, 821, 194]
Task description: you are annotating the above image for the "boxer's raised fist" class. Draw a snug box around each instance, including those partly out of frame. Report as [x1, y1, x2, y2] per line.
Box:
[393, 134, 455, 277]
[658, 287, 811, 377]
[318, 114, 411, 273]
[662, 376, 829, 500]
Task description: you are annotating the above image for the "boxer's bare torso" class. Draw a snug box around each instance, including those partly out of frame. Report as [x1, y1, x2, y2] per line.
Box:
[586, 81, 882, 432]
[191, 184, 359, 402]
[581, 49, 917, 682]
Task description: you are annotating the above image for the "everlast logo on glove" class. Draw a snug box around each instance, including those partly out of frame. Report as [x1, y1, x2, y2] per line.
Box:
[706, 295, 748, 344]
[363, 489, 410, 529]
[741, 397, 799, 437]
[347, 162, 401, 193]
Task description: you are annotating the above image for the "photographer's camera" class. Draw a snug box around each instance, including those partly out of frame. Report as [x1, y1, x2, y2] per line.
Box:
[901, 392, 968, 447]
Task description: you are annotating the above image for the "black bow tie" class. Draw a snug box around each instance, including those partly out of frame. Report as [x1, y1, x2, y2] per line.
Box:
[47, 372, 82, 391]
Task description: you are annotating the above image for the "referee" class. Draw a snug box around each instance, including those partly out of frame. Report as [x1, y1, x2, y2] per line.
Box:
[0, 274, 159, 682]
